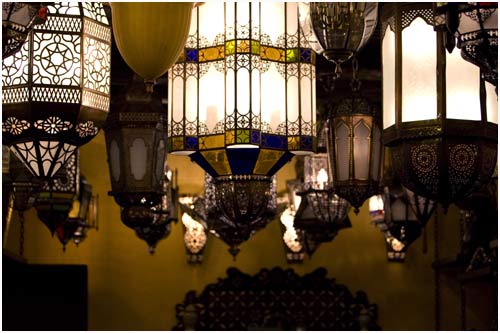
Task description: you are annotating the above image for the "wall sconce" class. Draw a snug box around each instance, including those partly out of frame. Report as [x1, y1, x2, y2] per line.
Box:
[2, 2, 48, 58]
[435, 2, 498, 89]
[381, 3, 498, 210]
[181, 211, 207, 265]
[299, 2, 378, 78]
[110, 2, 194, 92]
[280, 207, 305, 264]
[34, 151, 79, 234]
[2, 2, 111, 178]
[168, 2, 316, 226]
[104, 76, 167, 226]
[55, 176, 98, 251]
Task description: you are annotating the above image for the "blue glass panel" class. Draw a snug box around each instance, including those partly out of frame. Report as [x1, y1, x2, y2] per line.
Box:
[186, 137, 198, 149]
[186, 49, 198, 62]
[261, 133, 286, 149]
[227, 147, 259, 174]
[251, 130, 260, 145]
[300, 48, 311, 63]
[300, 136, 313, 150]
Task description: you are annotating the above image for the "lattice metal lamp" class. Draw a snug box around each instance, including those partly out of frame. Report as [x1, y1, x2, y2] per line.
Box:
[181, 210, 207, 265]
[299, 2, 378, 78]
[34, 151, 79, 234]
[55, 175, 98, 250]
[2, 2, 49, 59]
[168, 2, 316, 226]
[381, 3, 498, 210]
[104, 76, 167, 219]
[435, 2, 498, 89]
[2, 2, 111, 178]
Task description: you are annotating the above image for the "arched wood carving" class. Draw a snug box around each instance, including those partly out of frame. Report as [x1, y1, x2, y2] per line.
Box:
[173, 267, 380, 330]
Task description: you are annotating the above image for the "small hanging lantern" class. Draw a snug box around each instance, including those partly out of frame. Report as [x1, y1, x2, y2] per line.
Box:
[384, 232, 407, 262]
[181, 211, 207, 265]
[381, 3, 498, 210]
[104, 76, 167, 217]
[2, 2, 49, 58]
[2, 3, 111, 178]
[325, 60, 384, 213]
[435, 2, 498, 89]
[34, 151, 79, 234]
[110, 2, 194, 92]
[168, 2, 316, 226]
[299, 2, 378, 78]
[55, 176, 98, 250]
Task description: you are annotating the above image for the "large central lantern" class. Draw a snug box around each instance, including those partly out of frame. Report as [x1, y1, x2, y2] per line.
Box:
[168, 2, 316, 224]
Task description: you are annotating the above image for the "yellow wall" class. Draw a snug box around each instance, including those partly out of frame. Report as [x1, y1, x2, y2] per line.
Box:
[5, 132, 466, 330]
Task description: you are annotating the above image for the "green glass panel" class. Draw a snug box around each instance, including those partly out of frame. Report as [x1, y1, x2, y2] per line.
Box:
[286, 48, 299, 63]
[236, 129, 250, 144]
[251, 40, 260, 55]
[225, 40, 235, 55]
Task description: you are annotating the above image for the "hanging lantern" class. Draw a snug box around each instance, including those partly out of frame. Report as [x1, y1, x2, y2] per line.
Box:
[384, 232, 407, 262]
[104, 76, 167, 218]
[2, 2, 49, 59]
[55, 175, 98, 250]
[435, 2, 498, 89]
[34, 151, 79, 234]
[368, 194, 385, 226]
[168, 2, 316, 225]
[325, 74, 384, 213]
[299, 2, 378, 78]
[2, 3, 111, 178]
[110, 2, 194, 92]
[381, 3, 498, 210]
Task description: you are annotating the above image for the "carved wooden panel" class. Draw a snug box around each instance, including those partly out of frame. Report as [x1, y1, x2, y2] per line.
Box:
[174, 267, 380, 330]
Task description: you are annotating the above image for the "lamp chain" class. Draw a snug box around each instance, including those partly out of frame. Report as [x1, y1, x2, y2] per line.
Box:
[350, 54, 361, 92]
[19, 211, 25, 257]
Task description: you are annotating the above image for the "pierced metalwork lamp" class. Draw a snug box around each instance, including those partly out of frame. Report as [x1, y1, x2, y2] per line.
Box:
[181, 210, 207, 265]
[104, 76, 167, 227]
[34, 151, 79, 234]
[435, 2, 498, 90]
[169, 2, 316, 226]
[325, 62, 384, 213]
[2, 2, 49, 58]
[55, 175, 98, 251]
[2, 3, 111, 178]
[299, 2, 378, 78]
[381, 3, 498, 210]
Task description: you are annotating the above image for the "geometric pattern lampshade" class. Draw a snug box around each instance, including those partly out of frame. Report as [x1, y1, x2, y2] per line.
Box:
[381, 3, 498, 209]
[2, 2, 111, 178]
[168, 2, 315, 225]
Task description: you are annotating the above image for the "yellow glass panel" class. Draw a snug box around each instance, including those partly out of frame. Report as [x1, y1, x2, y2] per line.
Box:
[226, 131, 235, 145]
[253, 149, 285, 175]
[261, 46, 284, 62]
[237, 40, 250, 53]
[172, 137, 185, 151]
[225, 40, 235, 55]
[200, 134, 225, 150]
[288, 136, 300, 150]
[200, 46, 223, 62]
[236, 129, 250, 143]
[201, 150, 231, 175]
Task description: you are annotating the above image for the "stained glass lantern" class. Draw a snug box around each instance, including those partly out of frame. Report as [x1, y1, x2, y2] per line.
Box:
[435, 2, 498, 89]
[2, 2, 49, 59]
[55, 175, 98, 250]
[110, 2, 194, 92]
[34, 151, 79, 234]
[381, 3, 498, 210]
[104, 77, 167, 216]
[299, 2, 378, 78]
[168, 2, 316, 225]
[326, 94, 383, 213]
[2, 3, 111, 179]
